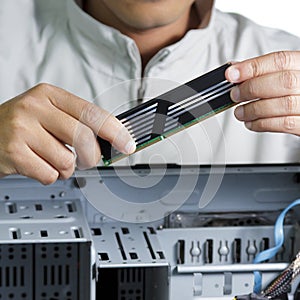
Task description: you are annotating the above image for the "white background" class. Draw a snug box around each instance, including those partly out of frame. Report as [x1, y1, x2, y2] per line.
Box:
[215, 0, 300, 38]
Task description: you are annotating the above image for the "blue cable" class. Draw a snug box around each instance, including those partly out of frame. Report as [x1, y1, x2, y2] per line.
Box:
[253, 198, 300, 294]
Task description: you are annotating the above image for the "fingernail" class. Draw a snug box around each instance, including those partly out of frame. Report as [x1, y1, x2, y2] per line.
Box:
[124, 140, 136, 154]
[228, 67, 240, 82]
[234, 105, 244, 120]
[245, 122, 252, 130]
[230, 86, 240, 102]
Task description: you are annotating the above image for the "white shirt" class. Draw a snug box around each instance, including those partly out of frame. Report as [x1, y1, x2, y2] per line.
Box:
[0, 0, 299, 165]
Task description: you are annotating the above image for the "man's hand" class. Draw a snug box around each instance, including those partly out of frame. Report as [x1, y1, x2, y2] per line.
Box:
[0, 84, 136, 184]
[225, 51, 300, 136]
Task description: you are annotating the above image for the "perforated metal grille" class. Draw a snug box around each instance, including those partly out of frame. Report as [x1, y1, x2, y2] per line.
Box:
[118, 268, 144, 300]
[0, 242, 91, 300]
[171, 225, 295, 267]
[0, 244, 32, 299]
[96, 266, 169, 300]
[35, 243, 79, 300]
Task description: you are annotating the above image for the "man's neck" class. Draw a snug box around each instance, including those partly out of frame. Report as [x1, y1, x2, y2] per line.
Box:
[83, 1, 211, 70]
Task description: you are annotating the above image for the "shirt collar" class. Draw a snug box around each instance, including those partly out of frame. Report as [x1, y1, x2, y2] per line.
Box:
[67, 0, 136, 51]
[66, 0, 216, 72]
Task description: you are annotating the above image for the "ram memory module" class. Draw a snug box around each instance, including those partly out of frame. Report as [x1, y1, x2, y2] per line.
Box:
[98, 63, 236, 166]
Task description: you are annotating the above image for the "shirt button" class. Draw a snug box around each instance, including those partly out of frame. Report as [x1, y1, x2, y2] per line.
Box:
[163, 49, 170, 55]
[159, 49, 170, 61]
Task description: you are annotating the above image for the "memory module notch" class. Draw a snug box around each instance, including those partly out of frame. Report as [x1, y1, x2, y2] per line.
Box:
[98, 63, 236, 166]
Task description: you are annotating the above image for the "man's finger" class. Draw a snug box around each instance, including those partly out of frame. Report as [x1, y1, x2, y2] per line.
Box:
[230, 71, 300, 102]
[38, 104, 101, 169]
[226, 51, 300, 83]
[27, 127, 76, 179]
[235, 96, 300, 121]
[244, 116, 300, 135]
[14, 145, 60, 185]
[35, 84, 136, 154]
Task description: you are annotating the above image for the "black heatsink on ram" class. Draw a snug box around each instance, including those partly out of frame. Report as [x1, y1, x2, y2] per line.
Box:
[98, 63, 235, 165]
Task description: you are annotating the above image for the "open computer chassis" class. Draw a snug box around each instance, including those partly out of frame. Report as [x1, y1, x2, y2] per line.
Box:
[0, 164, 300, 300]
